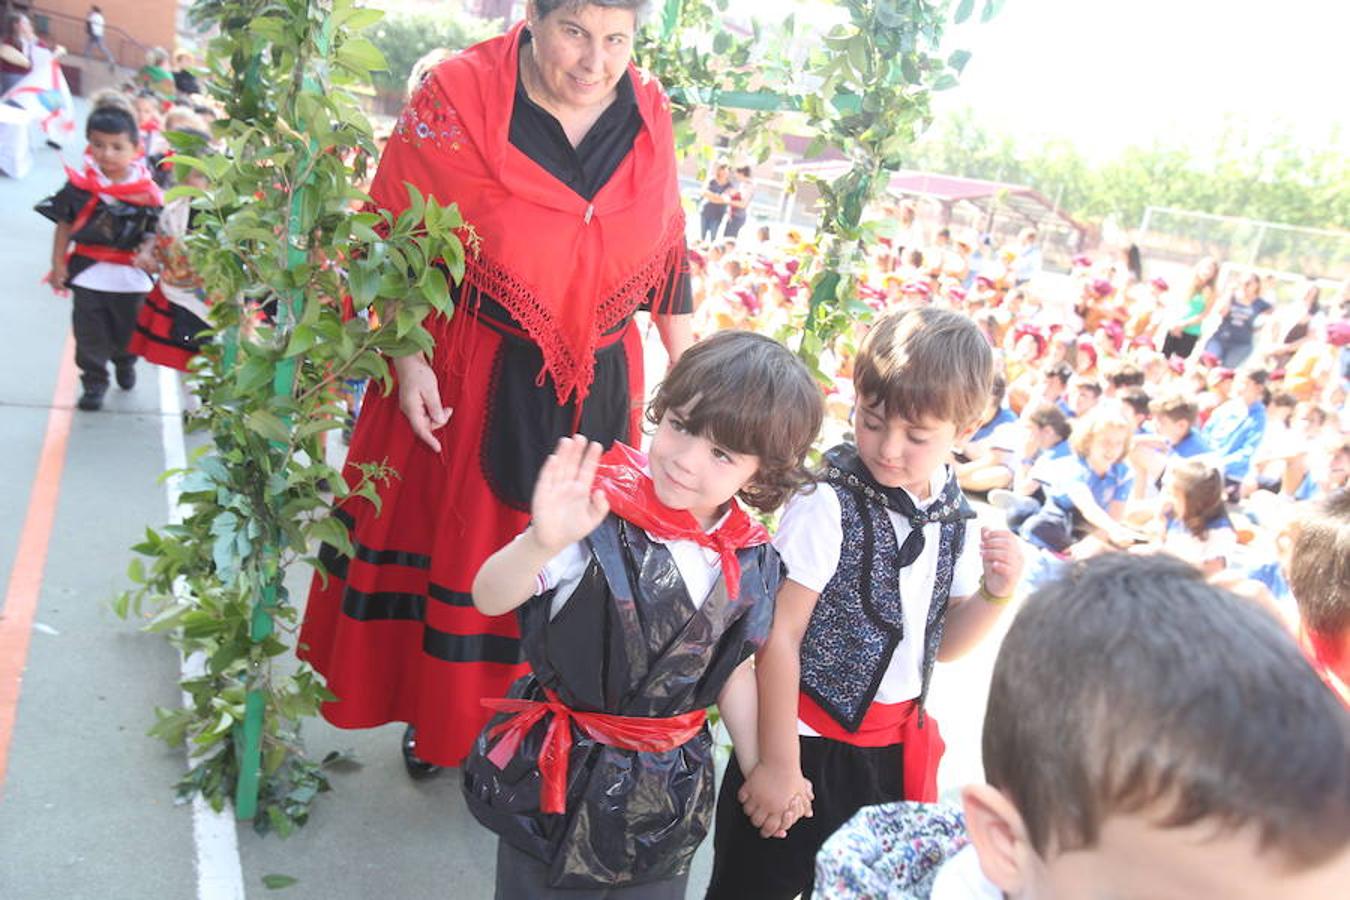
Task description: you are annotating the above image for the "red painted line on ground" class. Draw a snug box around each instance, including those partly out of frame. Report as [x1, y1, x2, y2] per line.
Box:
[0, 334, 78, 796]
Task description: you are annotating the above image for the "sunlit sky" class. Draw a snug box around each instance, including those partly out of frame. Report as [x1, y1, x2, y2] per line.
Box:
[734, 0, 1350, 162]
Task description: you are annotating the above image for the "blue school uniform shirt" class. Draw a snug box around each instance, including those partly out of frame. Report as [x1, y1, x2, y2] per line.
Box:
[1170, 429, 1210, 459]
[1246, 560, 1293, 608]
[1046, 453, 1134, 513]
[971, 406, 1017, 443]
[1202, 401, 1266, 481]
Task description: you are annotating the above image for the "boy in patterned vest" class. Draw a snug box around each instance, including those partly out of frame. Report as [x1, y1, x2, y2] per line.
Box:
[707, 307, 1024, 900]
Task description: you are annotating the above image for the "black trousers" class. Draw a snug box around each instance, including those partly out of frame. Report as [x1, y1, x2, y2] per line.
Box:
[71, 286, 144, 390]
[705, 737, 904, 900]
[494, 840, 689, 900]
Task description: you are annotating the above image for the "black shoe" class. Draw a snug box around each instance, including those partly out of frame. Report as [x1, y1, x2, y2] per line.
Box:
[45, 140, 62, 150]
[401, 725, 442, 780]
[77, 387, 106, 411]
[115, 364, 136, 390]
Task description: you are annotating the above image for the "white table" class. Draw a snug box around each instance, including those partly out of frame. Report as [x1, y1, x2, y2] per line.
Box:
[0, 102, 35, 179]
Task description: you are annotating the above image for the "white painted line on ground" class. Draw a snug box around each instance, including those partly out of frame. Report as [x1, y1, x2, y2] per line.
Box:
[159, 366, 248, 900]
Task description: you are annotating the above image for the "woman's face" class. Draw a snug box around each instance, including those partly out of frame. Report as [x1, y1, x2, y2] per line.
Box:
[1242, 276, 1261, 301]
[527, 1, 636, 112]
[1197, 258, 1218, 281]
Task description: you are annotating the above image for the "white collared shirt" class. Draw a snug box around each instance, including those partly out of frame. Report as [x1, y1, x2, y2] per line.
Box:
[773, 465, 981, 733]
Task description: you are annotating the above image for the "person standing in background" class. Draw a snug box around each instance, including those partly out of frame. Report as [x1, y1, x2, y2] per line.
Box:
[85, 6, 114, 68]
[724, 164, 754, 239]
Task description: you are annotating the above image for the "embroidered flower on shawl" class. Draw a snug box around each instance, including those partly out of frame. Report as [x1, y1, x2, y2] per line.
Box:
[396, 86, 464, 152]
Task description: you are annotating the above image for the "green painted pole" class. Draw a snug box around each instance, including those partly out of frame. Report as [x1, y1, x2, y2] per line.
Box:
[234, 3, 327, 821]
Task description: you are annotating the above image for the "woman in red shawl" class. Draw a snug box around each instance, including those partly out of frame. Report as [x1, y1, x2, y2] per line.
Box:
[299, 0, 693, 778]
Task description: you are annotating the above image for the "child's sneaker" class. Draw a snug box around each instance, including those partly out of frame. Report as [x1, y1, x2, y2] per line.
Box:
[115, 362, 137, 390]
[77, 386, 106, 411]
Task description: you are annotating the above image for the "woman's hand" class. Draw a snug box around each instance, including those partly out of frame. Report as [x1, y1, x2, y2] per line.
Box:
[529, 436, 610, 555]
[394, 354, 450, 452]
[48, 261, 68, 295]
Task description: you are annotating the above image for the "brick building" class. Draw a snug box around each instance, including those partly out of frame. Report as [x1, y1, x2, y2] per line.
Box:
[21, 0, 177, 70]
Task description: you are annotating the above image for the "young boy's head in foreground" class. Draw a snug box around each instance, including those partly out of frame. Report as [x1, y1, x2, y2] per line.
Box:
[851, 307, 993, 497]
[964, 552, 1350, 899]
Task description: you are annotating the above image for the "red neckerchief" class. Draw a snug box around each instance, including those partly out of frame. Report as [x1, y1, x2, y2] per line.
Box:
[371, 20, 685, 404]
[593, 443, 768, 600]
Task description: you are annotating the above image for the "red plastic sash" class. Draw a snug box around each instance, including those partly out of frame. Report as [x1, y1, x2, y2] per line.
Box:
[592, 442, 769, 599]
[482, 689, 707, 814]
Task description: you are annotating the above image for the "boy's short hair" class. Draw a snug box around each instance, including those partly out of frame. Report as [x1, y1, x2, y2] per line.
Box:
[1027, 403, 1071, 442]
[1107, 362, 1145, 388]
[1073, 377, 1102, 398]
[1151, 394, 1198, 426]
[853, 307, 994, 431]
[647, 330, 823, 512]
[984, 553, 1350, 867]
[1042, 361, 1073, 386]
[1119, 386, 1151, 418]
[1289, 489, 1350, 640]
[1269, 390, 1298, 412]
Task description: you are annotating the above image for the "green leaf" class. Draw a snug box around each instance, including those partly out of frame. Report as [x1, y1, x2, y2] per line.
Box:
[947, 49, 972, 73]
[336, 37, 388, 73]
[261, 874, 299, 890]
[308, 516, 354, 558]
[954, 0, 976, 24]
[245, 410, 292, 445]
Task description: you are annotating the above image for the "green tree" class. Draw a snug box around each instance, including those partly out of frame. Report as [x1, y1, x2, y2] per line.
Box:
[120, 0, 464, 833]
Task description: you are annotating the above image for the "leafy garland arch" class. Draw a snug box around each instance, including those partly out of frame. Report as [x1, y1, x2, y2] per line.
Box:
[121, 0, 1000, 832]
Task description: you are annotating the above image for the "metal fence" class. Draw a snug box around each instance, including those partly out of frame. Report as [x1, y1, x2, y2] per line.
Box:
[1138, 206, 1349, 283]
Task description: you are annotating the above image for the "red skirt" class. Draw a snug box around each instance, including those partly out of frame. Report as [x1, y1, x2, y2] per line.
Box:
[298, 312, 645, 766]
[126, 282, 207, 371]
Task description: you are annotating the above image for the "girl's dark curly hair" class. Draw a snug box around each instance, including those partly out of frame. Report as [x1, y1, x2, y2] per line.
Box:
[647, 331, 823, 512]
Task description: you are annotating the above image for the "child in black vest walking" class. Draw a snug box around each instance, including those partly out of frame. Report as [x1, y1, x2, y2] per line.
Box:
[37, 92, 162, 410]
[706, 307, 1024, 899]
[464, 330, 824, 898]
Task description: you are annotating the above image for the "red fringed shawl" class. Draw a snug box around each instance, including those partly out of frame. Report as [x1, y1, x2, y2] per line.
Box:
[373, 20, 686, 404]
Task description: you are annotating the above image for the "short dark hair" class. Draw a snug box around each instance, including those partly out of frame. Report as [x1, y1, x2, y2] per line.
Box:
[1074, 378, 1102, 398]
[1151, 394, 1198, 426]
[647, 331, 823, 512]
[1043, 361, 1072, 387]
[1119, 386, 1151, 418]
[1027, 403, 1071, 442]
[984, 553, 1350, 867]
[853, 307, 994, 431]
[1290, 489, 1350, 640]
[1107, 362, 1144, 388]
[86, 92, 138, 142]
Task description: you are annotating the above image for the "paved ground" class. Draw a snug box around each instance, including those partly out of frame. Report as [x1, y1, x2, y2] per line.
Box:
[0, 113, 1012, 900]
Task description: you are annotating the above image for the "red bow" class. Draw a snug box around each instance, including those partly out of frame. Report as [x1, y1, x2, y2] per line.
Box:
[482, 689, 707, 814]
[593, 442, 768, 600]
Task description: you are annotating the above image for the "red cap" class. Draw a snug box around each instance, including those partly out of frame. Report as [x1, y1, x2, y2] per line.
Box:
[902, 281, 932, 296]
[1150, 276, 1169, 291]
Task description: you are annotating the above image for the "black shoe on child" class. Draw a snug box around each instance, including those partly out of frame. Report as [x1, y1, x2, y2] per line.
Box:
[77, 387, 106, 411]
[116, 364, 136, 390]
[401, 725, 442, 780]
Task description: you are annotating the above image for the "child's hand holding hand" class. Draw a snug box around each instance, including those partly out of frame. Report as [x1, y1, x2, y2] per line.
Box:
[528, 435, 610, 555]
[980, 527, 1024, 599]
[738, 761, 814, 839]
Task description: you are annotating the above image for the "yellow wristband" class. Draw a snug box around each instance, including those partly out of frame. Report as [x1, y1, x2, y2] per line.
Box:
[977, 580, 1014, 606]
